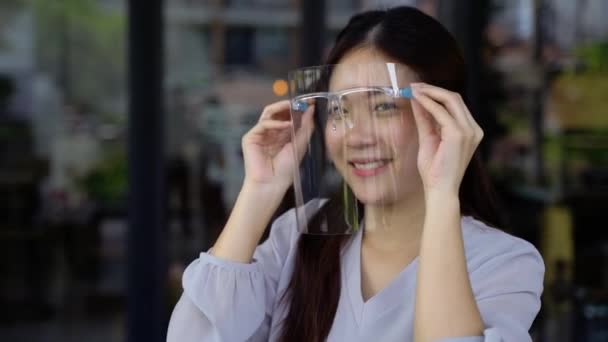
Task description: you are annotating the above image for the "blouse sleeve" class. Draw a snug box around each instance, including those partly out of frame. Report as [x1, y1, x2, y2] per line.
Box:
[166, 207, 300, 342]
[438, 236, 545, 342]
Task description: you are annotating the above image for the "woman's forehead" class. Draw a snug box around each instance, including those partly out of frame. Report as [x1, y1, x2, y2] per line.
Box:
[329, 65, 416, 91]
[328, 50, 417, 91]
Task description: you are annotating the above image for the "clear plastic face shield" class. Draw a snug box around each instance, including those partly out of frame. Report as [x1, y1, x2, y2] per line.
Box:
[289, 63, 416, 235]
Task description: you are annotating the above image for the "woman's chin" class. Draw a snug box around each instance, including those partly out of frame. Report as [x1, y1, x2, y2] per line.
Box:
[350, 184, 420, 207]
[351, 189, 397, 206]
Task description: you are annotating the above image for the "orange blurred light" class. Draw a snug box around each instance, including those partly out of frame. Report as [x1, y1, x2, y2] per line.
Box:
[273, 79, 289, 96]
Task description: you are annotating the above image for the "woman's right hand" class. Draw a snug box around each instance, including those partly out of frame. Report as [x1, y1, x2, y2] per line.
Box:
[214, 102, 313, 262]
[241, 100, 315, 192]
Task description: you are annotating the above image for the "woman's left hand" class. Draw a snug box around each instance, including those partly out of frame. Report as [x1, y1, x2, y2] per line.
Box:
[410, 82, 484, 197]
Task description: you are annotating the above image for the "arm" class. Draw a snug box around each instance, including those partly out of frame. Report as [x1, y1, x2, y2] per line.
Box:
[166, 100, 314, 342]
[432, 233, 545, 342]
[410, 83, 543, 342]
[213, 99, 314, 262]
[415, 193, 484, 341]
[212, 182, 287, 262]
[166, 205, 299, 342]
[167, 293, 222, 342]
[410, 82, 485, 341]
[416, 196, 544, 342]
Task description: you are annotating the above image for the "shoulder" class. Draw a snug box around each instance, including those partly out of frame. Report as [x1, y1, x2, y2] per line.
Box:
[461, 216, 542, 263]
[461, 216, 545, 290]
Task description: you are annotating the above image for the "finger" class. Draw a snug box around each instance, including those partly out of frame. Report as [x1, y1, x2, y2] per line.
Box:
[416, 84, 484, 144]
[415, 85, 483, 147]
[259, 100, 292, 122]
[411, 98, 436, 143]
[413, 83, 472, 131]
[461, 105, 484, 144]
[245, 120, 292, 141]
[411, 89, 460, 132]
[254, 119, 292, 133]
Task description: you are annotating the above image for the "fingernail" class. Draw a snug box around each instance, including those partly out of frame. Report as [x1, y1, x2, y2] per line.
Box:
[409, 85, 420, 97]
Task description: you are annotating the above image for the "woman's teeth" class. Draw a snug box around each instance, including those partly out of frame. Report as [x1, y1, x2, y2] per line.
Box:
[353, 161, 387, 170]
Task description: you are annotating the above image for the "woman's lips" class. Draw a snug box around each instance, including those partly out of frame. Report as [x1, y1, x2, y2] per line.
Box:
[349, 159, 391, 177]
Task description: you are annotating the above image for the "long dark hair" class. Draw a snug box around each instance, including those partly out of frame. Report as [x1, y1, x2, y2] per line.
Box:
[279, 6, 499, 342]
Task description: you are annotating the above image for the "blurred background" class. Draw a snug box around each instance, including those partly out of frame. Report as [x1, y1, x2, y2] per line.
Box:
[0, 0, 606, 341]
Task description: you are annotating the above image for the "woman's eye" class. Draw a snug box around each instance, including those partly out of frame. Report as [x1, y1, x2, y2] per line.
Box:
[329, 107, 343, 120]
[374, 102, 397, 113]
[332, 106, 349, 114]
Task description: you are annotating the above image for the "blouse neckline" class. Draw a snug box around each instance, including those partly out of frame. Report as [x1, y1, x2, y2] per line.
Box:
[342, 226, 419, 328]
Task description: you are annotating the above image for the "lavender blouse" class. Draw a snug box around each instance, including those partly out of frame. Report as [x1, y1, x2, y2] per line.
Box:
[167, 202, 544, 341]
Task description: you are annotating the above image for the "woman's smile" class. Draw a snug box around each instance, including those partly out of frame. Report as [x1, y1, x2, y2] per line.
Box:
[348, 158, 393, 177]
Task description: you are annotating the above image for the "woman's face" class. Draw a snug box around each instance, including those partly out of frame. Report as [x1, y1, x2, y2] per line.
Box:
[325, 49, 422, 205]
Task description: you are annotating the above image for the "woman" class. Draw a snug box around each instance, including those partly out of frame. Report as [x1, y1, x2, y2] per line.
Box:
[167, 6, 544, 342]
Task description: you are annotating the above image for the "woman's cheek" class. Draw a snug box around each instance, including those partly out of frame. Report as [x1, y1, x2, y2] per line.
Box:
[387, 117, 414, 151]
[325, 131, 343, 165]
[389, 118, 419, 171]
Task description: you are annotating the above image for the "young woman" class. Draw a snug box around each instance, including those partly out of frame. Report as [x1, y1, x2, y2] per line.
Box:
[167, 6, 544, 342]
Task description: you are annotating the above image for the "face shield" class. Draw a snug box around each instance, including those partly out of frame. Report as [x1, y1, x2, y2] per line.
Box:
[288, 63, 416, 235]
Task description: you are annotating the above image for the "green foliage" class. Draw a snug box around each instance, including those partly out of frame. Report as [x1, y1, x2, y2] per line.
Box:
[550, 73, 608, 129]
[33, 0, 126, 106]
[80, 146, 127, 205]
[574, 42, 608, 73]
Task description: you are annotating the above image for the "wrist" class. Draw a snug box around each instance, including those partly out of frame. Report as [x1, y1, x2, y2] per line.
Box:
[223, 181, 286, 239]
[242, 179, 290, 199]
[424, 190, 460, 213]
[239, 180, 289, 220]
[425, 187, 459, 202]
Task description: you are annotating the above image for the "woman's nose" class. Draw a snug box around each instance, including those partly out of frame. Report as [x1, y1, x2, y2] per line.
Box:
[343, 113, 379, 148]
